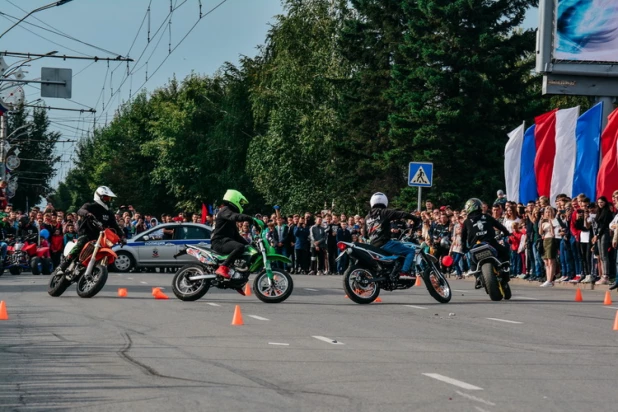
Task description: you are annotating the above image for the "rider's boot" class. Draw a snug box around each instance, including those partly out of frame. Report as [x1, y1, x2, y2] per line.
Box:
[56, 257, 72, 278]
[215, 265, 231, 279]
[399, 271, 416, 280]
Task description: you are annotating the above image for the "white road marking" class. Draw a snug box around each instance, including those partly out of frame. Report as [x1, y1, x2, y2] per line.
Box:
[455, 391, 496, 406]
[453, 289, 469, 292]
[511, 296, 539, 300]
[206, 303, 221, 307]
[305, 288, 318, 291]
[128, 278, 133, 280]
[475, 407, 491, 412]
[604, 306, 618, 310]
[248, 315, 269, 321]
[312, 336, 344, 345]
[268, 342, 290, 346]
[140, 281, 148, 284]
[422, 373, 483, 390]
[486, 318, 522, 324]
[404, 305, 428, 310]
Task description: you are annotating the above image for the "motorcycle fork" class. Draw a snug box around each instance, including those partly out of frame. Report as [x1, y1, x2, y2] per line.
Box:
[84, 231, 103, 278]
[259, 241, 274, 286]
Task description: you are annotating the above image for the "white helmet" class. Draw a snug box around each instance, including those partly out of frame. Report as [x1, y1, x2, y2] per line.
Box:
[94, 186, 117, 210]
[370, 192, 388, 208]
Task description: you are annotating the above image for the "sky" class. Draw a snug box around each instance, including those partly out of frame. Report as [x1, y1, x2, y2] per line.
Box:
[0, 0, 539, 189]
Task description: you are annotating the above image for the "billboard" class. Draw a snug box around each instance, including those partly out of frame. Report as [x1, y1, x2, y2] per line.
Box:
[554, 0, 618, 62]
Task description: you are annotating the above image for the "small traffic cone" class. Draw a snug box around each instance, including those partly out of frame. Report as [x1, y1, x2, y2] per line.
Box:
[154, 290, 169, 300]
[118, 288, 128, 298]
[231, 305, 244, 326]
[345, 295, 349, 298]
[613, 311, 618, 331]
[415, 276, 422, 287]
[0, 301, 8, 320]
[604, 291, 613, 306]
[244, 283, 252, 296]
[374, 297, 382, 303]
[575, 288, 583, 302]
[152, 287, 161, 297]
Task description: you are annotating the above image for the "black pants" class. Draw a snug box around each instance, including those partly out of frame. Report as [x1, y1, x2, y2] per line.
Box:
[212, 239, 245, 268]
[295, 249, 309, 272]
[59, 235, 90, 270]
[579, 242, 591, 277]
[311, 247, 325, 272]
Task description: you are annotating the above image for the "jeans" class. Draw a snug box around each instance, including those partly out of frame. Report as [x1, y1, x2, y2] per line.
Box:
[382, 240, 415, 273]
[452, 252, 463, 276]
[276, 247, 288, 270]
[598, 234, 612, 278]
[532, 244, 544, 277]
[510, 249, 521, 275]
[560, 238, 574, 278]
[570, 237, 582, 276]
[337, 250, 349, 274]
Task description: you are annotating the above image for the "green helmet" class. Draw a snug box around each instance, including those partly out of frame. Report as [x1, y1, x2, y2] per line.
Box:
[223, 189, 249, 213]
[464, 198, 482, 214]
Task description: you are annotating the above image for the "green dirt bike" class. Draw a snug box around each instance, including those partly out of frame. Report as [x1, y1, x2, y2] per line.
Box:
[171, 218, 293, 303]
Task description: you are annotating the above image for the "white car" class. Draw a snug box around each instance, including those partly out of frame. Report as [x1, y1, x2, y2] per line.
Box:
[111, 223, 212, 272]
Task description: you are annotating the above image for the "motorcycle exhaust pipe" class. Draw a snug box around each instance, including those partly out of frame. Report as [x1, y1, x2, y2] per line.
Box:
[188, 274, 217, 281]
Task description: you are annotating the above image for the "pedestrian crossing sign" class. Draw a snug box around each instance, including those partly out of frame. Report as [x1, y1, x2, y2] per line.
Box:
[408, 162, 433, 187]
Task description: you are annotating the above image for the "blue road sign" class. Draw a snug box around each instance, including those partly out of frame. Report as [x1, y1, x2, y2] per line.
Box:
[408, 162, 433, 187]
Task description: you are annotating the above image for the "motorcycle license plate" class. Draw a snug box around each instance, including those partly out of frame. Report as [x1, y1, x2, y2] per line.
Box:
[474, 250, 493, 261]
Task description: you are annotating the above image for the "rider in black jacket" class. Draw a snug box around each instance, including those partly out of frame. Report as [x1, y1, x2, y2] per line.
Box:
[365, 192, 421, 280]
[211, 190, 253, 281]
[56, 186, 124, 276]
[461, 198, 511, 268]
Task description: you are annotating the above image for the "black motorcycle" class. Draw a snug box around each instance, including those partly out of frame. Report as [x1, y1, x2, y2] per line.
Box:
[338, 234, 451, 304]
[467, 239, 511, 301]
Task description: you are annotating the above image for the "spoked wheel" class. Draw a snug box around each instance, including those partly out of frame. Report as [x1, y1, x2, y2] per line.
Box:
[421, 262, 452, 303]
[48, 269, 71, 297]
[172, 264, 211, 301]
[343, 265, 380, 304]
[253, 270, 294, 303]
[76, 265, 108, 298]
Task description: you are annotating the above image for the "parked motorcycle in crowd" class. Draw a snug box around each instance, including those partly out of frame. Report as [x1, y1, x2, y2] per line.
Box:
[467, 237, 511, 301]
[172, 218, 294, 303]
[339, 233, 452, 304]
[48, 216, 121, 298]
[0, 234, 52, 276]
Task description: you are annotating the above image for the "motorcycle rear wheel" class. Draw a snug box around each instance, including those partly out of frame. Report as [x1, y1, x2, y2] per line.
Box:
[343, 265, 380, 304]
[172, 264, 211, 301]
[253, 269, 294, 303]
[48, 270, 71, 297]
[421, 263, 451, 303]
[502, 281, 512, 300]
[76, 265, 108, 298]
[31, 257, 42, 275]
[482, 262, 503, 301]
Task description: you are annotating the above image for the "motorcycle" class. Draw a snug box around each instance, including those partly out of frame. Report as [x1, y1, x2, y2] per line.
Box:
[0, 234, 52, 276]
[48, 216, 121, 298]
[338, 233, 452, 304]
[467, 239, 511, 301]
[171, 218, 294, 304]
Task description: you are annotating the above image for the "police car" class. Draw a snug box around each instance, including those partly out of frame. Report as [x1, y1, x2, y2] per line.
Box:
[111, 223, 212, 272]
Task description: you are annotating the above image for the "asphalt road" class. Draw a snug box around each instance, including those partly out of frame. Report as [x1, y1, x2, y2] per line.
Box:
[1, 271, 617, 412]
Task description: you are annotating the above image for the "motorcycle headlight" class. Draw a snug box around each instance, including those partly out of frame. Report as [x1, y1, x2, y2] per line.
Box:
[105, 239, 114, 248]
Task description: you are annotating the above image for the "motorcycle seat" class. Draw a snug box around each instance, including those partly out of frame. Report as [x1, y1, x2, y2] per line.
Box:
[353, 242, 398, 260]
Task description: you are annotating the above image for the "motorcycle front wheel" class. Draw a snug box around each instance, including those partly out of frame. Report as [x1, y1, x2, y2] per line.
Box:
[172, 264, 211, 301]
[253, 269, 294, 303]
[421, 262, 452, 304]
[48, 270, 71, 297]
[76, 265, 108, 298]
[343, 264, 380, 304]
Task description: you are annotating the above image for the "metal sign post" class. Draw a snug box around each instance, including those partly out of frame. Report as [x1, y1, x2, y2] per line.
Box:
[408, 162, 434, 212]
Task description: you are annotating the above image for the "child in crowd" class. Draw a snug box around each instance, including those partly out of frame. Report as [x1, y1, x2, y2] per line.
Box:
[509, 222, 524, 277]
[50, 228, 64, 268]
[64, 224, 78, 245]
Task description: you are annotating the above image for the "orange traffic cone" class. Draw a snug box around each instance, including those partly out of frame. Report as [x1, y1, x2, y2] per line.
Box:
[374, 297, 382, 303]
[604, 291, 613, 306]
[613, 311, 618, 331]
[231, 305, 244, 326]
[152, 287, 161, 296]
[154, 290, 169, 300]
[345, 295, 349, 298]
[118, 288, 128, 298]
[244, 283, 252, 296]
[575, 289, 583, 302]
[0, 301, 8, 320]
[415, 276, 422, 287]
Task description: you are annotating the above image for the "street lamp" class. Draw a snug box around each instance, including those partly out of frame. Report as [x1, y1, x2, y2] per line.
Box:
[0, 1, 74, 40]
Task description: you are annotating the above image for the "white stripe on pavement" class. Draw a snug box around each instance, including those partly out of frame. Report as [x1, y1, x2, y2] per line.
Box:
[140, 281, 148, 284]
[511, 296, 539, 300]
[128, 278, 133, 280]
[248, 315, 269, 321]
[312, 336, 344, 345]
[486, 318, 523, 324]
[305, 288, 318, 291]
[453, 290, 469, 292]
[455, 391, 496, 406]
[404, 305, 428, 310]
[268, 342, 290, 346]
[206, 303, 221, 307]
[475, 407, 491, 412]
[422, 373, 483, 390]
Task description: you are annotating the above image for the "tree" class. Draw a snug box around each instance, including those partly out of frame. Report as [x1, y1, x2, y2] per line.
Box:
[385, 0, 543, 207]
[6, 106, 60, 210]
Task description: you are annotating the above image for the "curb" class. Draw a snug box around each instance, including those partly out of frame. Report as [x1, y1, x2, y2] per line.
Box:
[454, 274, 613, 292]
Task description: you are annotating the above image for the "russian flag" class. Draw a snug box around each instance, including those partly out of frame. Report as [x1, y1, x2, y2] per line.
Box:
[573, 102, 603, 199]
[597, 107, 618, 201]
